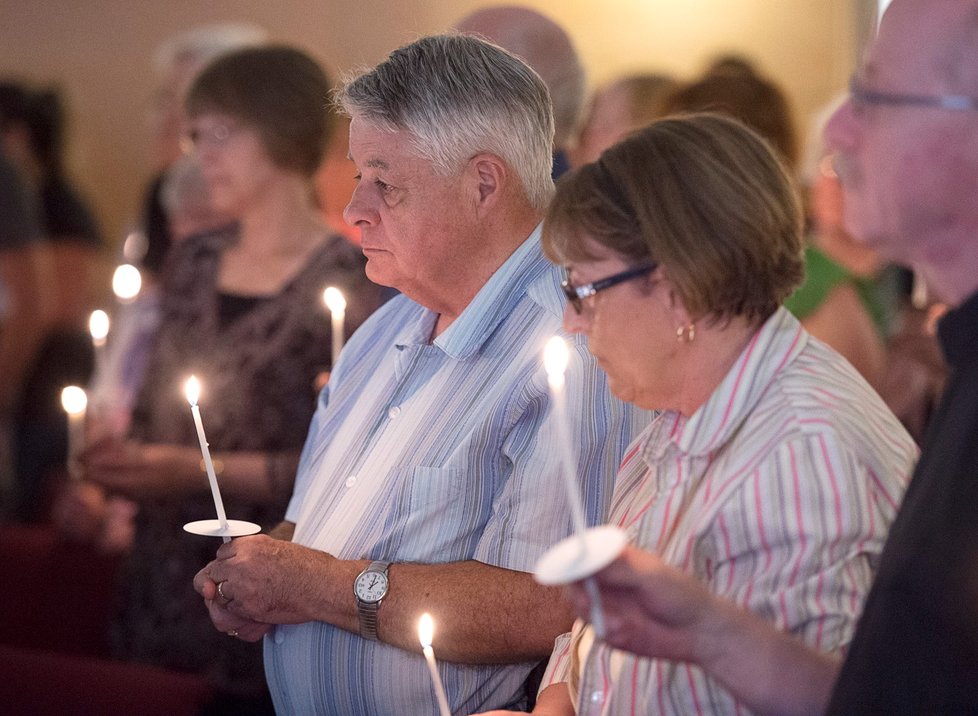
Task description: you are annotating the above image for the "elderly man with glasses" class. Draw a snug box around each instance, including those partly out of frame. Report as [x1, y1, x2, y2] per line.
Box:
[191, 34, 648, 715]
[552, 1, 978, 714]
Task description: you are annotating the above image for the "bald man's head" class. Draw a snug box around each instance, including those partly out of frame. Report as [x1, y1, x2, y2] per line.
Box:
[456, 6, 585, 150]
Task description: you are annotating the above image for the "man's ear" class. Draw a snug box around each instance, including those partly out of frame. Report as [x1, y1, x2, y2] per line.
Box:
[468, 153, 507, 215]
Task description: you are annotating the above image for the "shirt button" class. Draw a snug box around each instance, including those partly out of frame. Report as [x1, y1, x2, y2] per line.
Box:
[345, 475, 357, 488]
[274, 628, 285, 645]
[590, 690, 604, 703]
[388, 406, 401, 419]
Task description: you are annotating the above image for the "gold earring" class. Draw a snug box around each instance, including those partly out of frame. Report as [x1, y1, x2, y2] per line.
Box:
[675, 324, 695, 343]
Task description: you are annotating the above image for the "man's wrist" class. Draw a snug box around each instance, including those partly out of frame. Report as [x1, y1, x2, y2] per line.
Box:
[354, 560, 391, 640]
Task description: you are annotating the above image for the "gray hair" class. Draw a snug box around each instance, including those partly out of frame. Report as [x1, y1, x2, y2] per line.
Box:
[336, 33, 555, 211]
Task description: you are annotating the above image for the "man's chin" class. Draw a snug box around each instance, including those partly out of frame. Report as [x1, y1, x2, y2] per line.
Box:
[363, 257, 397, 288]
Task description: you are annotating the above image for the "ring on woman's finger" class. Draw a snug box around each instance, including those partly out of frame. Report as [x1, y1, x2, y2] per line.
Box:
[217, 580, 232, 604]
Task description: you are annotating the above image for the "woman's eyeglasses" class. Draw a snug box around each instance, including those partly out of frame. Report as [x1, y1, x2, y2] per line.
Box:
[561, 262, 656, 314]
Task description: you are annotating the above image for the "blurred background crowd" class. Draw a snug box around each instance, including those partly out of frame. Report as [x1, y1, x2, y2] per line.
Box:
[0, 1, 948, 714]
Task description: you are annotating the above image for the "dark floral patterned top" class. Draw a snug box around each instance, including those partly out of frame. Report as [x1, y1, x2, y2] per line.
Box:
[113, 225, 381, 697]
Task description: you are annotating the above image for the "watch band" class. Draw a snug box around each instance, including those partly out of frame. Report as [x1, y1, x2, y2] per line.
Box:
[356, 560, 390, 641]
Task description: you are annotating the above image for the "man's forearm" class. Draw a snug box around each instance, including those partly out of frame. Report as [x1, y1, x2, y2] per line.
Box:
[300, 555, 573, 663]
[217, 527, 571, 663]
[373, 560, 573, 662]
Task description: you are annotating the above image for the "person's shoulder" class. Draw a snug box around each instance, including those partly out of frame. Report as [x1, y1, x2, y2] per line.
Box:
[758, 336, 916, 465]
[157, 224, 235, 286]
[288, 232, 367, 291]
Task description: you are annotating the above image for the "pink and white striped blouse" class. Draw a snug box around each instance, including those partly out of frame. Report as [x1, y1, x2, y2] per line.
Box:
[542, 307, 918, 715]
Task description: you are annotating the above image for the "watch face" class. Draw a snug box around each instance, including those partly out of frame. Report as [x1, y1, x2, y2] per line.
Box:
[355, 571, 388, 603]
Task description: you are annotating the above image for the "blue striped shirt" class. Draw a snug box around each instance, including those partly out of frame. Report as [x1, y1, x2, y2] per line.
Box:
[264, 227, 651, 715]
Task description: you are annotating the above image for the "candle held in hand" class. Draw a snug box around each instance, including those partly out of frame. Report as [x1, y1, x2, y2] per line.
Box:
[418, 613, 452, 716]
[543, 336, 588, 536]
[89, 309, 109, 347]
[323, 286, 347, 364]
[542, 336, 611, 637]
[184, 375, 230, 542]
[61, 386, 87, 479]
[89, 310, 110, 391]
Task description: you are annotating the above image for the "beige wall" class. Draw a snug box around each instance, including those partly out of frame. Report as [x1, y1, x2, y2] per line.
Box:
[0, 0, 873, 247]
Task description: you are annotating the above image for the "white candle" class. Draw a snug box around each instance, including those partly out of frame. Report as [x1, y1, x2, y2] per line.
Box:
[89, 309, 109, 348]
[61, 386, 87, 480]
[543, 337, 588, 536]
[543, 336, 607, 637]
[122, 230, 147, 263]
[418, 613, 452, 716]
[89, 309, 110, 386]
[112, 263, 142, 303]
[322, 286, 347, 363]
[184, 376, 230, 542]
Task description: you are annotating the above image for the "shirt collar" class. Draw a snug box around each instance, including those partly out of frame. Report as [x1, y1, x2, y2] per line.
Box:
[643, 307, 808, 461]
[391, 304, 438, 349]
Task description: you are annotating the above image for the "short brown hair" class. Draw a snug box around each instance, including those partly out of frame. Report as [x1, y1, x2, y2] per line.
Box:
[185, 45, 332, 176]
[661, 70, 798, 171]
[543, 113, 804, 325]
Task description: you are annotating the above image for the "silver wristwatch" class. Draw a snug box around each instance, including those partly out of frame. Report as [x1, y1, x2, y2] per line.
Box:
[353, 560, 390, 640]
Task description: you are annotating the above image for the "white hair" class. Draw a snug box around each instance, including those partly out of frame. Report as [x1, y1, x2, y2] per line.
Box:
[336, 34, 555, 211]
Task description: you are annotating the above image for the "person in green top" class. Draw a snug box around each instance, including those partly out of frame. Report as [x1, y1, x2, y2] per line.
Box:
[785, 116, 896, 390]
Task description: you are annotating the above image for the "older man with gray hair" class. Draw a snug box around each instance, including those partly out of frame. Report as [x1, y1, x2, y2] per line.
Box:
[193, 34, 646, 715]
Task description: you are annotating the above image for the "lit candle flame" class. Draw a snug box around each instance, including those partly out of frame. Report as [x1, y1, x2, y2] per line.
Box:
[61, 385, 88, 415]
[418, 611, 451, 716]
[89, 309, 110, 344]
[184, 375, 201, 407]
[323, 286, 347, 314]
[418, 612, 434, 649]
[112, 264, 142, 302]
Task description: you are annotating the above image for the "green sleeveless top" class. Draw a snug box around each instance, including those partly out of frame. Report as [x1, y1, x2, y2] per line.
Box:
[784, 245, 892, 338]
